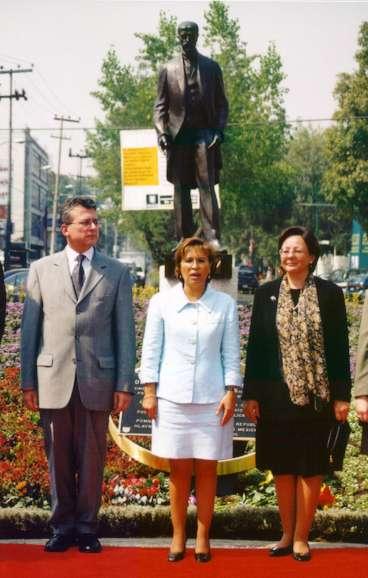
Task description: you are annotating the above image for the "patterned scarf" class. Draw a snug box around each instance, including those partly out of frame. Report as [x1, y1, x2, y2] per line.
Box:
[276, 275, 330, 406]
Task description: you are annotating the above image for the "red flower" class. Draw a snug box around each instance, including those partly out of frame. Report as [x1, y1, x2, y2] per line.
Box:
[318, 484, 335, 508]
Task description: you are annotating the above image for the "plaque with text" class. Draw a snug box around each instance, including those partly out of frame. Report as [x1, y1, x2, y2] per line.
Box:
[119, 373, 255, 440]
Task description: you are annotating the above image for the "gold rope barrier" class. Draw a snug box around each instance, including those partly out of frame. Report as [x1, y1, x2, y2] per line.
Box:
[109, 416, 255, 475]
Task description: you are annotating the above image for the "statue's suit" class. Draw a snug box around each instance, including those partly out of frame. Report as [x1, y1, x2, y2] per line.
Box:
[154, 52, 228, 240]
[21, 249, 136, 535]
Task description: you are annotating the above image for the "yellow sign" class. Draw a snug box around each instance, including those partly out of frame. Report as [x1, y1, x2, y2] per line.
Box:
[122, 147, 159, 186]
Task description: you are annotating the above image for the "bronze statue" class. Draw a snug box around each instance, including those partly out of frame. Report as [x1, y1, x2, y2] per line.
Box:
[154, 21, 228, 247]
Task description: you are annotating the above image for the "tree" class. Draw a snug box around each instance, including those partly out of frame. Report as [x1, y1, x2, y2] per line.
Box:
[89, 2, 294, 265]
[87, 14, 178, 264]
[324, 21, 368, 233]
[287, 126, 351, 253]
[202, 1, 294, 261]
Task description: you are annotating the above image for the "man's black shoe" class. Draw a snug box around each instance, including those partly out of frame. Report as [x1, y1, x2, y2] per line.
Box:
[44, 534, 76, 552]
[78, 534, 102, 553]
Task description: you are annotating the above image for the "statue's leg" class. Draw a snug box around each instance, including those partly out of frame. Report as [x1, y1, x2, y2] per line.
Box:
[173, 182, 195, 240]
[195, 142, 220, 241]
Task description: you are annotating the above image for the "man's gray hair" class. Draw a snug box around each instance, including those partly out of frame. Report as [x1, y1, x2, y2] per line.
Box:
[61, 197, 97, 224]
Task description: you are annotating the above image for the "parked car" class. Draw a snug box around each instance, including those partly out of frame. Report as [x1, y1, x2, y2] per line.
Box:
[237, 265, 259, 293]
[4, 268, 29, 299]
[135, 266, 146, 287]
[329, 269, 349, 292]
[346, 271, 368, 295]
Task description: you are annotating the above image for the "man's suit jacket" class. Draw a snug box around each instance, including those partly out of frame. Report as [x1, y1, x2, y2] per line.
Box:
[20, 249, 136, 411]
[153, 52, 228, 141]
[354, 291, 368, 396]
[242, 277, 351, 404]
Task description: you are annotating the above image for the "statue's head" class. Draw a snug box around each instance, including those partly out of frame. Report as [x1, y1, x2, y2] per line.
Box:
[178, 21, 199, 56]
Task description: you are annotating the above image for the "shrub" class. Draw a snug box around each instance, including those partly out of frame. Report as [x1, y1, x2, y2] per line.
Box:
[1, 296, 368, 515]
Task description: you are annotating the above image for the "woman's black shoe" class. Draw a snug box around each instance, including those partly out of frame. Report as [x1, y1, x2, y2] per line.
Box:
[194, 551, 212, 563]
[293, 548, 311, 562]
[168, 550, 185, 562]
[269, 544, 293, 557]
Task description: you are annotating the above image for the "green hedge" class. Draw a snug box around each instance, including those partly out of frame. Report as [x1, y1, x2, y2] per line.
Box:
[1, 505, 368, 543]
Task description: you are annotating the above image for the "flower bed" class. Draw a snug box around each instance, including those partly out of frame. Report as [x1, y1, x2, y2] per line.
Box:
[1, 293, 368, 512]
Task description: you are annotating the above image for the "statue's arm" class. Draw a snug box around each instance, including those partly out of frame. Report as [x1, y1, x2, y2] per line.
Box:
[153, 66, 170, 138]
[214, 63, 229, 134]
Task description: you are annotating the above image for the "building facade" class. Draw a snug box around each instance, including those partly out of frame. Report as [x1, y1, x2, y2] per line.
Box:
[0, 128, 51, 265]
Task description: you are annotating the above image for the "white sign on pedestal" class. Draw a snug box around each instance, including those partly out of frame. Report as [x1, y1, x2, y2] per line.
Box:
[120, 129, 220, 211]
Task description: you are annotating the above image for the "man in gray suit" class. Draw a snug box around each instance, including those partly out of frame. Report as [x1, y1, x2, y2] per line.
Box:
[21, 197, 136, 553]
[154, 21, 228, 246]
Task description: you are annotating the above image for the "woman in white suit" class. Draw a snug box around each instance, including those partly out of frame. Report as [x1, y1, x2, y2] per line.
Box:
[140, 237, 241, 563]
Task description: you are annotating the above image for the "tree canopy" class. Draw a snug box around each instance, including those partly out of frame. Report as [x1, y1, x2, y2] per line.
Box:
[287, 126, 351, 253]
[88, 1, 295, 264]
[323, 21, 368, 233]
[202, 1, 294, 259]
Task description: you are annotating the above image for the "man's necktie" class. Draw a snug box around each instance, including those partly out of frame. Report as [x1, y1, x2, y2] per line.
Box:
[71, 254, 85, 298]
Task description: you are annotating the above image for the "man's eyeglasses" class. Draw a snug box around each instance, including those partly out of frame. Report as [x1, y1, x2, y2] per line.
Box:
[69, 219, 100, 228]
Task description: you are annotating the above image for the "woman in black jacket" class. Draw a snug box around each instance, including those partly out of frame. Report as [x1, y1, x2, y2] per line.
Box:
[243, 226, 351, 562]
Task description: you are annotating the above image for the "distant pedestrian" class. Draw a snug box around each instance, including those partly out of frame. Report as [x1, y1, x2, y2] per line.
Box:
[265, 266, 273, 282]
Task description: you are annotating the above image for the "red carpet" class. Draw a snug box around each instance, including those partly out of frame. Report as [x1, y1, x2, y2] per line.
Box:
[0, 545, 367, 578]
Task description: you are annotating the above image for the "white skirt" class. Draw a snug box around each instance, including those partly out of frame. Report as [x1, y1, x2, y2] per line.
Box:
[151, 398, 234, 460]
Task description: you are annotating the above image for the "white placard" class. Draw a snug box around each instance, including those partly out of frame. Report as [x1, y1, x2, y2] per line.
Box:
[120, 128, 219, 211]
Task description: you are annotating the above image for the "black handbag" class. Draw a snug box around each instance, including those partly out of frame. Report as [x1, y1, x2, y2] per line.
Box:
[360, 422, 368, 454]
[327, 420, 351, 471]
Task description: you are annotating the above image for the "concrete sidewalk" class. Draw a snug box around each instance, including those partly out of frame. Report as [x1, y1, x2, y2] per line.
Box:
[1, 538, 367, 549]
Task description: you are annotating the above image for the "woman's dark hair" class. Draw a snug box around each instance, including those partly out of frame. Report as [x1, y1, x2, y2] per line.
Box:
[174, 237, 218, 284]
[278, 226, 320, 272]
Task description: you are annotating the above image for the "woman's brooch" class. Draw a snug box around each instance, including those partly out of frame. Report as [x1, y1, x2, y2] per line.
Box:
[270, 295, 276, 302]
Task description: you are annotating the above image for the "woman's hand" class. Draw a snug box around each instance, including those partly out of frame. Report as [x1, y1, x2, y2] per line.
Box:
[355, 396, 368, 422]
[243, 400, 260, 423]
[334, 400, 350, 422]
[142, 394, 158, 420]
[142, 383, 158, 420]
[216, 390, 237, 426]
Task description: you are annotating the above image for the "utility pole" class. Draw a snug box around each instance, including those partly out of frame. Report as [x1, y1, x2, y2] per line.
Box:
[50, 115, 80, 254]
[0, 65, 33, 270]
[68, 148, 90, 194]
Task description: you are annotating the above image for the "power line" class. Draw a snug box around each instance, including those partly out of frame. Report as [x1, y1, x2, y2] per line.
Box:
[0, 54, 72, 110]
[69, 148, 91, 194]
[0, 115, 367, 132]
[49, 114, 80, 255]
[34, 69, 75, 117]
[0, 65, 33, 270]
